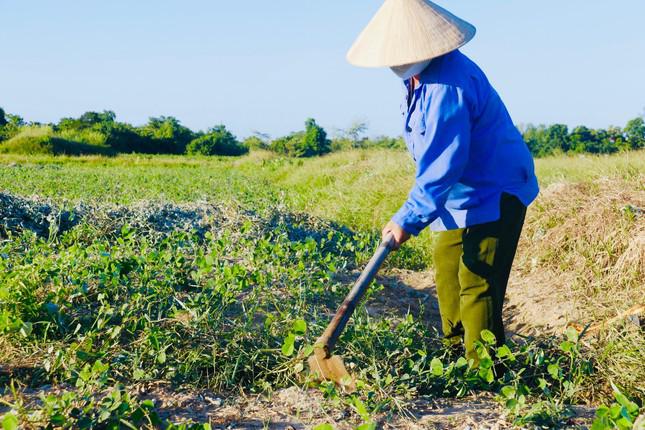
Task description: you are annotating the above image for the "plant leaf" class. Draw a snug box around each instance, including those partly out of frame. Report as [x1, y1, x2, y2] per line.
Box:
[353, 397, 369, 421]
[547, 363, 560, 380]
[292, 319, 307, 335]
[430, 357, 443, 377]
[480, 329, 496, 345]
[281, 333, 295, 357]
[501, 385, 515, 399]
[19, 322, 32, 338]
[1, 413, 19, 430]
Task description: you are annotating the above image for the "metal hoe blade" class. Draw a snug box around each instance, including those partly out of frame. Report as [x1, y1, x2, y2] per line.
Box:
[307, 348, 355, 393]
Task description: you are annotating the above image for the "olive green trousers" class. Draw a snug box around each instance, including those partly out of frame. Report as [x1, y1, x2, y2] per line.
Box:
[434, 193, 527, 361]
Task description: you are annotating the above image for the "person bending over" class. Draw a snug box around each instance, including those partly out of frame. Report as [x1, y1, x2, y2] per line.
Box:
[346, 0, 540, 361]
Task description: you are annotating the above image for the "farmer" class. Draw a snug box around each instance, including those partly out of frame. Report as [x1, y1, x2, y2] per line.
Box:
[347, 0, 540, 361]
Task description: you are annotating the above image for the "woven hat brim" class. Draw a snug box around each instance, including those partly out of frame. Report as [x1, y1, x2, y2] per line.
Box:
[347, 0, 476, 68]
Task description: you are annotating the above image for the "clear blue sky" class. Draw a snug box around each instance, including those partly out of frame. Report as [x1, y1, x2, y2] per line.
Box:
[1, 1, 644, 139]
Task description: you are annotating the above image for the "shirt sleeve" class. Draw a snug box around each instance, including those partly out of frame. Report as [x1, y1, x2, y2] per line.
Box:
[391, 84, 472, 235]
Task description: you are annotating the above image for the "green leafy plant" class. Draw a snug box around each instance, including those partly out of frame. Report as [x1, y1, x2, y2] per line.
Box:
[591, 384, 641, 430]
[270, 118, 331, 157]
[186, 125, 248, 156]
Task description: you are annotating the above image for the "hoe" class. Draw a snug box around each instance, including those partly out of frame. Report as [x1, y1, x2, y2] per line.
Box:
[308, 234, 395, 391]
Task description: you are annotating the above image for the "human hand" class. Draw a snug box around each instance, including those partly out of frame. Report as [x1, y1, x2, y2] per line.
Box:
[382, 220, 411, 250]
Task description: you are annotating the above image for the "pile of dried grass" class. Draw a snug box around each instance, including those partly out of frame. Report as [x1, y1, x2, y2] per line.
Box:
[519, 179, 643, 321]
[514, 178, 644, 399]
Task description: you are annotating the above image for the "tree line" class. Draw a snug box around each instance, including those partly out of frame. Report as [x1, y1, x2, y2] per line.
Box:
[521, 119, 645, 157]
[0, 107, 643, 158]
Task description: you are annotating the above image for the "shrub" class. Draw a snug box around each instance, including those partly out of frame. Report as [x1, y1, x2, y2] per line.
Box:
[57, 128, 108, 146]
[330, 137, 352, 152]
[0, 126, 114, 156]
[518, 120, 645, 157]
[55, 111, 195, 155]
[270, 118, 331, 157]
[58, 110, 116, 133]
[0, 126, 55, 154]
[0, 112, 25, 143]
[331, 135, 406, 152]
[270, 131, 304, 156]
[0, 107, 7, 127]
[138, 116, 195, 154]
[186, 125, 248, 156]
[624, 117, 645, 150]
[103, 123, 157, 154]
[243, 135, 269, 150]
[365, 135, 406, 150]
[332, 121, 369, 151]
[301, 118, 331, 156]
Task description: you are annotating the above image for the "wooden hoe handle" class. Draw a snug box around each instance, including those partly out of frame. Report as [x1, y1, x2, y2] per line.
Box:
[315, 234, 395, 357]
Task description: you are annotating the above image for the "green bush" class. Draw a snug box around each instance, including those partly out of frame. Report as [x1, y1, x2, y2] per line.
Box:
[624, 117, 645, 150]
[0, 111, 24, 143]
[138, 116, 195, 154]
[0, 107, 7, 127]
[366, 135, 406, 150]
[520, 117, 645, 157]
[0, 126, 114, 156]
[103, 123, 158, 154]
[243, 135, 269, 150]
[270, 118, 331, 157]
[57, 128, 108, 146]
[186, 125, 248, 156]
[331, 135, 406, 152]
[55, 111, 194, 155]
[270, 131, 304, 156]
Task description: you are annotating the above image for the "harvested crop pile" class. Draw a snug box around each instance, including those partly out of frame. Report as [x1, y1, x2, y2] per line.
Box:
[0, 193, 78, 237]
[0, 192, 235, 239]
[0, 192, 352, 245]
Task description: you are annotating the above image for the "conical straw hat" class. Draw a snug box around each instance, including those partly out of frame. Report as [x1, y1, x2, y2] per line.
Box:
[347, 0, 476, 67]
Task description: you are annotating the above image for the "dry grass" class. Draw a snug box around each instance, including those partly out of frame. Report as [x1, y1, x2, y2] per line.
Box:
[519, 179, 644, 321]
[512, 178, 644, 400]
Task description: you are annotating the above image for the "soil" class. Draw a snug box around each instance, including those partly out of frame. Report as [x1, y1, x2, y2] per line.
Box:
[0, 381, 595, 429]
[143, 385, 519, 429]
[122, 382, 594, 429]
[371, 267, 577, 338]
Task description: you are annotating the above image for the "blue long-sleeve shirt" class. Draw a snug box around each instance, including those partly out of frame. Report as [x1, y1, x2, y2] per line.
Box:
[392, 50, 539, 234]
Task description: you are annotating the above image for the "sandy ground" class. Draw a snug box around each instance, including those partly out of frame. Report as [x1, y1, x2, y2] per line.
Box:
[375, 267, 579, 338]
[0, 382, 594, 430]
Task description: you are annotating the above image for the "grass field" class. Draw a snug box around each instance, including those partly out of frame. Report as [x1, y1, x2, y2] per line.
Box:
[0, 149, 642, 213]
[0, 149, 643, 428]
[0, 149, 642, 268]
